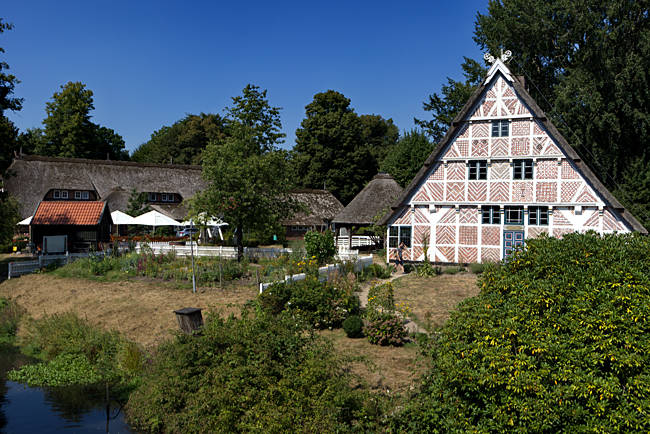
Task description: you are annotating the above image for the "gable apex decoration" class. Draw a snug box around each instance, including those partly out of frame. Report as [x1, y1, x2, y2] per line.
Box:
[483, 50, 515, 84]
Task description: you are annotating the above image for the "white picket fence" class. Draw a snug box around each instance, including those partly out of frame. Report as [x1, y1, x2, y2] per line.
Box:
[135, 242, 293, 259]
[7, 251, 108, 279]
[335, 236, 380, 248]
[259, 255, 374, 293]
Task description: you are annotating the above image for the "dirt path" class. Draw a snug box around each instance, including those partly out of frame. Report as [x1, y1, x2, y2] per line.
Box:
[0, 274, 257, 348]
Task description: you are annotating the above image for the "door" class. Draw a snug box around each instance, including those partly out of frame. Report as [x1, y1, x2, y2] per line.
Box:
[503, 230, 524, 258]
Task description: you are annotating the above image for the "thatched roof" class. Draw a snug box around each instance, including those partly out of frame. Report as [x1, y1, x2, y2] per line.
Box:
[4, 155, 205, 220]
[333, 173, 403, 226]
[283, 189, 344, 226]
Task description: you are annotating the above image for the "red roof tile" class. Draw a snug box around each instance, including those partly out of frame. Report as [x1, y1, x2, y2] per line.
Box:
[32, 201, 107, 225]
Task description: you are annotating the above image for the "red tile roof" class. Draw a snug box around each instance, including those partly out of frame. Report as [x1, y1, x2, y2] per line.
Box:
[32, 201, 107, 225]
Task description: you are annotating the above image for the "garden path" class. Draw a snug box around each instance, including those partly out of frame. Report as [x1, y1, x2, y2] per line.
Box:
[356, 272, 427, 335]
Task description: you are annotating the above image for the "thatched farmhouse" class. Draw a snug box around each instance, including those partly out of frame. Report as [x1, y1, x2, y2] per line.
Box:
[282, 189, 343, 240]
[4, 155, 206, 221]
[333, 172, 402, 235]
[381, 56, 645, 265]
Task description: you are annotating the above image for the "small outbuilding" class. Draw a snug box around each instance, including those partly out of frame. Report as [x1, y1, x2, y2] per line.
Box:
[30, 201, 113, 253]
[283, 189, 344, 240]
[333, 172, 403, 248]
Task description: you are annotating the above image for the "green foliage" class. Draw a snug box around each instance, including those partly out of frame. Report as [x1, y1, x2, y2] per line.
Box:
[125, 188, 151, 217]
[468, 262, 486, 274]
[474, 0, 650, 228]
[0, 192, 19, 246]
[358, 263, 394, 281]
[259, 277, 359, 329]
[416, 262, 441, 277]
[126, 309, 382, 433]
[366, 282, 396, 321]
[0, 19, 22, 175]
[34, 81, 128, 160]
[131, 113, 226, 164]
[293, 90, 398, 204]
[364, 313, 407, 347]
[443, 266, 464, 275]
[194, 85, 297, 261]
[0, 297, 22, 346]
[397, 232, 650, 432]
[303, 230, 336, 265]
[380, 129, 434, 187]
[11, 312, 143, 388]
[342, 315, 364, 339]
[415, 58, 486, 143]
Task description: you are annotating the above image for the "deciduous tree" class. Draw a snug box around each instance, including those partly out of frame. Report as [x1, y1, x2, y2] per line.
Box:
[0, 18, 22, 175]
[380, 129, 434, 187]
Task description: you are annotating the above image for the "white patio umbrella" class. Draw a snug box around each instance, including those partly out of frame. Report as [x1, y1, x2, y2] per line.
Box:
[16, 215, 32, 225]
[132, 210, 181, 233]
[111, 210, 137, 225]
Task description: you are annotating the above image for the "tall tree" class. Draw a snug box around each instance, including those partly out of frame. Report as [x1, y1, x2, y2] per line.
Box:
[415, 58, 486, 144]
[131, 113, 227, 164]
[359, 114, 399, 166]
[194, 85, 295, 260]
[380, 130, 434, 187]
[473, 0, 650, 227]
[0, 18, 22, 175]
[293, 90, 390, 204]
[35, 81, 127, 160]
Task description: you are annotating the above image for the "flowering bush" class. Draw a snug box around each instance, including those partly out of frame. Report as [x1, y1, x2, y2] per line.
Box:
[363, 313, 407, 346]
[304, 230, 336, 265]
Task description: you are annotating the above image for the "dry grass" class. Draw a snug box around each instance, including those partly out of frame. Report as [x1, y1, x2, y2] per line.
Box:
[392, 272, 480, 330]
[0, 274, 257, 349]
[319, 328, 423, 394]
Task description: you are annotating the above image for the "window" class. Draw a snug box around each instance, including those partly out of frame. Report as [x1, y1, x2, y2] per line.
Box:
[148, 192, 157, 202]
[162, 193, 174, 202]
[482, 206, 501, 224]
[74, 191, 82, 199]
[529, 206, 549, 225]
[60, 190, 68, 199]
[504, 206, 524, 225]
[389, 226, 412, 248]
[492, 120, 509, 137]
[513, 159, 534, 179]
[161, 193, 168, 202]
[53, 190, 60, 199]
[82, 191, 89, 200]
[468, 161, 488, 180]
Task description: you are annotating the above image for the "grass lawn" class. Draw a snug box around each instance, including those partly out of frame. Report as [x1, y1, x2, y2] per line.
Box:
[392, 272, 480, 330]
[0, 274, 258, 348]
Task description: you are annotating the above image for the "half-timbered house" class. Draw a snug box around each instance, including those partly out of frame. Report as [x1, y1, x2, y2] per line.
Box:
[382, 54, 646, 264]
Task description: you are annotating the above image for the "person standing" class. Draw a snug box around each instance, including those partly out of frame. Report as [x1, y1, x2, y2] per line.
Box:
[396, 241, 406, 273]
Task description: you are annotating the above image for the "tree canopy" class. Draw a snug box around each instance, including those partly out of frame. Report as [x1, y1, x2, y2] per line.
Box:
[380, 129, 434, 187]
[292, 90, 398, 204]
[33, 81, 128, 161]
[0, 18, 22, 175]
[131, 113, 227, 165]
[194, 85, 295, 260]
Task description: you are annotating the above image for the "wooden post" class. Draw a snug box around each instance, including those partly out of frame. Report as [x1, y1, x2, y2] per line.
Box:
[173, 308, 203, 334]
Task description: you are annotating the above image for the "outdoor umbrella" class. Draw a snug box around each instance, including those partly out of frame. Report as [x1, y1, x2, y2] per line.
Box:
[132, 210, 181, 234]
[111, 210, 138, 235]
[16, 215, 32, 225]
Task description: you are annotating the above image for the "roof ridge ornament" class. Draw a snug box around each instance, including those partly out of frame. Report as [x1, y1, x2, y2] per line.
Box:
[484, 49, 512, 65]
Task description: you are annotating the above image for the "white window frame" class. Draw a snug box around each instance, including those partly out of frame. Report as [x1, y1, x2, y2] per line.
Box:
[82, 191, 89, 200]
[60, 190, 68, 199]
[74, 191, 82, 199]
[492, 120, 509, 137]
[468, 160, 488, 180]
[389, 225, 412, 248]
[148, 192, 157, 202]
[53, 190, 60, 199]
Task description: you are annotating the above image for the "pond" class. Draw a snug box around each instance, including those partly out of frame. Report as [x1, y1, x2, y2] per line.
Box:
[0, 349, 131, 433]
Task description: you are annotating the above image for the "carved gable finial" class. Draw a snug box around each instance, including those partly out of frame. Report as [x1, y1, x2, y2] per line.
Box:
[484, 49, 512, 64]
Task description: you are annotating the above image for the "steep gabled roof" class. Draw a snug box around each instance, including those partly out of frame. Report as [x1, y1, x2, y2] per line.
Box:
[333, 173, 403, 226]
[283, 189, 344, 226]
[32, 201, 109, 226]
[380, 60, 646, 233]
[4, 155, 205, 219]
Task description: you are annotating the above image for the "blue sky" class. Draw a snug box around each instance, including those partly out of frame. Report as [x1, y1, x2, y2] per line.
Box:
[3, 1, 487, 153]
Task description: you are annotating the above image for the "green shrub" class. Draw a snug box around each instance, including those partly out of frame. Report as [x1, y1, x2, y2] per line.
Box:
[363, 313, 407, 346]
[0, 297, 22, 345]
[366, 282, 396, 321]
[395, 232, 650, 432]
[442, 265, 464, 274]
[416, 262, 441, 277]
[403, 263, 415, 273]
[126, 309, 383, 433]
[304, 230, 336, 265]
[468, 262, 486, 274]
[342, 315, 364, 338]
[359, 263, 394, 281]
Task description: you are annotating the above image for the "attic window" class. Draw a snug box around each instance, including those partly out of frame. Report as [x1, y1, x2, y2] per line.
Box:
[491, 120, 509, 137]
[148, 192, 157, 202]
[53, 190, 60, 199]
[60, 190, 68, 199]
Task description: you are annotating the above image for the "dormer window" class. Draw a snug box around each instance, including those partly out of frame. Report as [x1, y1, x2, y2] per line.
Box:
[148, 192, 157, 202]
[468, 161, 488, 180]
[492, 120, 509, 137]
[53, 190, 60, 199]
[60, 190, 68, 199]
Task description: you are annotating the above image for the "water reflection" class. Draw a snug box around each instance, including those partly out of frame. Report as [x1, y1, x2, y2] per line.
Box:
[0, 348, 131, 433]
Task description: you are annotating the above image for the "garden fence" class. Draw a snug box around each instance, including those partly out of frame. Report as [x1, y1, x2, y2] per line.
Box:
[7, 251, 108, 279]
